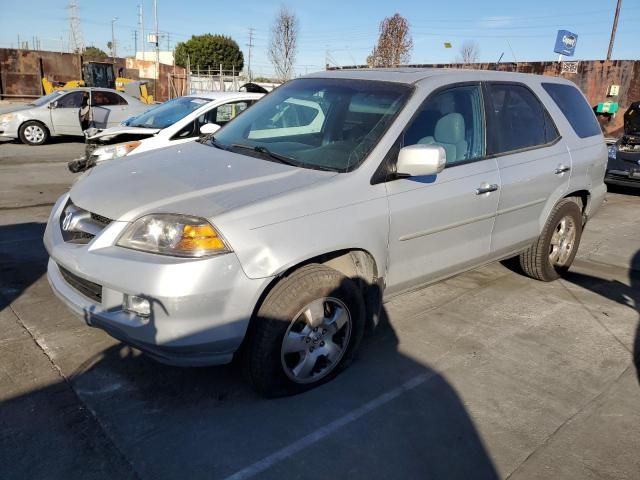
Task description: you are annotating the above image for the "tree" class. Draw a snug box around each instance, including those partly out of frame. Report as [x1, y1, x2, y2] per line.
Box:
[175, 34, 244, 73]
[456, 40, 480, 65]
[83, 46, 108, 60]
[367, 13, 413, 68]
[268, 6, 299, 82]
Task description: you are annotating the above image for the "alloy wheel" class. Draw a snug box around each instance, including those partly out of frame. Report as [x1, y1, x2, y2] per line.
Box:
[280, 297, 352, 384]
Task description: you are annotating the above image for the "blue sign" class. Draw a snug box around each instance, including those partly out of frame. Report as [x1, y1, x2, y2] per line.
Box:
[554, 30, 578, 56]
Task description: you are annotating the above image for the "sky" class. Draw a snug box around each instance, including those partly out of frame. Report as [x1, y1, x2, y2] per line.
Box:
[0, 0, 638, 78]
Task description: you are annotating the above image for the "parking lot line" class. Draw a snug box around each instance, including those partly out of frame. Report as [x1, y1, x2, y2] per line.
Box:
[223, 372, 434, 480]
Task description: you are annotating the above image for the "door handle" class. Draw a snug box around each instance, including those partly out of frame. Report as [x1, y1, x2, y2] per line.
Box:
[554, 165, 571, 174]
[475, 183, 499, 195]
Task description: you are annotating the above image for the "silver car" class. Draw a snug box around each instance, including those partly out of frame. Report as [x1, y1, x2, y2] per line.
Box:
[44, 69, 607, 396]
[0, 88, 147, 145]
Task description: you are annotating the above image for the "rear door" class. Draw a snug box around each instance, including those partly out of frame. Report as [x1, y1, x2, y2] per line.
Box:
[385, 83, 501, 295]
[91, 91, 130, 128]
[49, 91, 84, 135]
[485, 82, 570, 258]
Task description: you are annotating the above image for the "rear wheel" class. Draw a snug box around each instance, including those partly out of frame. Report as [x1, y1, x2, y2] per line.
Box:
[245, 264, 365, 397]
[19, 121, 49, 145]
[519, 199, 583, 281]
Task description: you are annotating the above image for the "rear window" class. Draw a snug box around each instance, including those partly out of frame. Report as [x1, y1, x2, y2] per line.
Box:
[542, 83, 601, 138]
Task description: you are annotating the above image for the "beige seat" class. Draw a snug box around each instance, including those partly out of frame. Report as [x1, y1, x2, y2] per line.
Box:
[418, 112, 467, 163]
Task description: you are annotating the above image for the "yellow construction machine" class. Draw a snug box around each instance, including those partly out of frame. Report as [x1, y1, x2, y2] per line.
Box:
[42, 61, 154, 104]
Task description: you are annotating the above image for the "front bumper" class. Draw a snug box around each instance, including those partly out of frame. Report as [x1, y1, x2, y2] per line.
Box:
[44, 194, 272, 366]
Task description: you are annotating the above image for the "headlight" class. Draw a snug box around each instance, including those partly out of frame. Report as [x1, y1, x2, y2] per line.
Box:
[0, 113, 14, 123]
[117, 214, 231, 257]
[607, 144, 617, 160]
[92, 141, 141, 161]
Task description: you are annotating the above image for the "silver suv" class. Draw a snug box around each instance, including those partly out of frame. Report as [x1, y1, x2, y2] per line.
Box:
[45, 69, 607, 396]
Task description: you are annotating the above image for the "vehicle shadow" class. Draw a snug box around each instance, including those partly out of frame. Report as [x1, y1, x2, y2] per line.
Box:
[562, 250, 640, 385]
[606, 184, 640, 197]
[0, 229, 500, 480]
[0, 222, 48, 311]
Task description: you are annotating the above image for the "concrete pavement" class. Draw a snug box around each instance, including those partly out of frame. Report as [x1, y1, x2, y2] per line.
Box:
[0, 141, 638, 479]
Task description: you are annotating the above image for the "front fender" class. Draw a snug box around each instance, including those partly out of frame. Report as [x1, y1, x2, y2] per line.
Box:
[226, 196, 390, 281]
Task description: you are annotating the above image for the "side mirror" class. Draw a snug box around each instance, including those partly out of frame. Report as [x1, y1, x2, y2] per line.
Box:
[49, 101, 58, 109]
[200, 123, 221, 136]
[397, 144, 446, 177]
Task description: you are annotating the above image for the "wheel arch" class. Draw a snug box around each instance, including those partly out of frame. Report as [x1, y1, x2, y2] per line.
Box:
[248, 248, 383, 336]
[563, 189, 590, 223]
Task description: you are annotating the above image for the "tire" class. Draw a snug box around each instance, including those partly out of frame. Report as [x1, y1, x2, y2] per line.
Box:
[245, 264, 365, 397]
[519, 199, 583, 282]
[19, 121, 49, 145]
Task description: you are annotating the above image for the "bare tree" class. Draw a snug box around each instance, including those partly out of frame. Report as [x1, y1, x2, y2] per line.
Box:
[367, 13, 413, 68]
[456, 40, 480, 65]
[268, 5, 299, 82]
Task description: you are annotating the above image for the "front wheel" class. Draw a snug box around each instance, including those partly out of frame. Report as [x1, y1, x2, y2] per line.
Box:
[519, 199, 583, 281]
[18, 121, 49, 145]
[245, 264, 365, 397]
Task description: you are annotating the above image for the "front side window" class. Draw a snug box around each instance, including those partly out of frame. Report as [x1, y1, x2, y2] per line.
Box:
[56, 91, 84, 108]
[211, 100, 251, 126]
[128, 96, 211, 129]
[403, 84, 485, 165]
[212, 78, 412, 172]
[487, 83, 558, 154]
[541, 82, 601, 138]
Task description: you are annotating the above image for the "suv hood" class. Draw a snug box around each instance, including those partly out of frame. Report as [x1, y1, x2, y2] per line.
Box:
[69, 141, 336, 222]
[87, 125, 160, 141]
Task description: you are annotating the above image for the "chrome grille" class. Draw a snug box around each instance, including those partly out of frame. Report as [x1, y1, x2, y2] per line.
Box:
[60, 202, 112, 244]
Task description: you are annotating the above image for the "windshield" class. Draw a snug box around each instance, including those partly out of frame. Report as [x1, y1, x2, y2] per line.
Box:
[29, 91, 65, 107]
[212, 78, 412, 172]
[128, 96, 213, 129]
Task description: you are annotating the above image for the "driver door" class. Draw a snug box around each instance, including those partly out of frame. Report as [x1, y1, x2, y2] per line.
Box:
[49, 91, 84, 135]
[385, 83, 501, 296]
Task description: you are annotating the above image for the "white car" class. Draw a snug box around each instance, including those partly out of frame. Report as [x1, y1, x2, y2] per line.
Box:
[70, 91, 264, 170]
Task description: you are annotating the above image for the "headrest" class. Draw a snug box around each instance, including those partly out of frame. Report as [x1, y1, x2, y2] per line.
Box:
[435, 113, 465, 144]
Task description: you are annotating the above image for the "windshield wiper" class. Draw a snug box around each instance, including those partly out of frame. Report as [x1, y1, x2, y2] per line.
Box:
[198, 134, 232, 151]
[231, 144, 298, 166]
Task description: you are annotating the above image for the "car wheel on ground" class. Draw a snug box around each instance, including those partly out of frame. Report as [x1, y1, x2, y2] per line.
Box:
[19, 121, 49, 145]
[519, 198, 583, 281]
[245, 264, 365, 397]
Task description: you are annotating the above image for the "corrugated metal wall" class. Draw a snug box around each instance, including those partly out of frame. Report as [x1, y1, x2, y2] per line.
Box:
[0, 49, 185, 102]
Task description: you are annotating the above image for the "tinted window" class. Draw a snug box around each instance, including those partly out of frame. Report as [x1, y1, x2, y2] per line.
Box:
[92, 91, 128, 106]
[488, 84, 558, 154]
[403, 84, 485, 165]
[542, 83, 601, 138]
[56, 91, 83, 108]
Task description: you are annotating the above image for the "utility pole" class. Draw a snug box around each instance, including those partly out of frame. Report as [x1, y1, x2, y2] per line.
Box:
[139, 3, 145, 58]
[246, 27, 255, 82]
[607, 0, 622, 60]
[111, 17, 118, 59]
[153, 0, 160, 99]
[133, 30, 138, 55]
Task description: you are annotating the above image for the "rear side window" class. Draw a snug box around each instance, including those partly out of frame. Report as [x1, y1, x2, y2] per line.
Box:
[542, 83, 601, 138]
[92, 91, 128, 106]
[487, 83, 559, 155]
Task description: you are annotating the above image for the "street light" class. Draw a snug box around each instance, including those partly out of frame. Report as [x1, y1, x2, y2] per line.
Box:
[111, 17, 118, 59]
